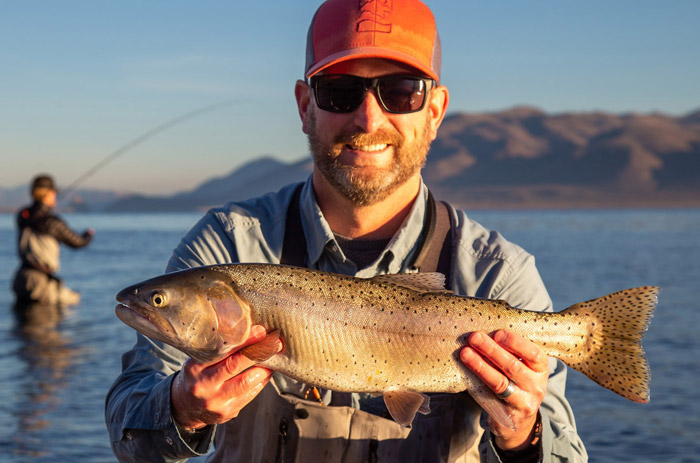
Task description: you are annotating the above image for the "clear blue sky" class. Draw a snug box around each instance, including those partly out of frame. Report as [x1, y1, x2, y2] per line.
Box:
[2, 0, 698, 195]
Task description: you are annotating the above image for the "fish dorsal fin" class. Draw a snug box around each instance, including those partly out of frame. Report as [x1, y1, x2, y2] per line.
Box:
[383, 388, 431, 427]
[372, 273, 451, 294]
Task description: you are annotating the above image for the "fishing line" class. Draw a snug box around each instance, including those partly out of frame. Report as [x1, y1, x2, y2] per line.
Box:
[59, 99, 241, 199]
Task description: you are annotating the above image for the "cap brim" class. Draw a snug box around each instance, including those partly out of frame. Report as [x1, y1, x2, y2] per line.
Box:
[306, 47, 439, 81]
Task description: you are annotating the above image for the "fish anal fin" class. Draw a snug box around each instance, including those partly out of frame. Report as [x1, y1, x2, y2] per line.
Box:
[240, 329, 282, 362]
[383, 389, 431, 427]
[372, 273, 451, 294]
[468, 378, 516, 431]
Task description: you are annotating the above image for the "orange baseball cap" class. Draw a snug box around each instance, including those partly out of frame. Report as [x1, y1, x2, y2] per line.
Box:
[305, 0, 441, 81]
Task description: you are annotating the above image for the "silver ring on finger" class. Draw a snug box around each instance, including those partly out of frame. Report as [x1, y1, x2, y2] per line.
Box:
[497, 380, 516, 399]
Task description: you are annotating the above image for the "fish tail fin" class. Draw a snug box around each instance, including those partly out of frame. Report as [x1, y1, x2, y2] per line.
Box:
[560, 286, 659, 403]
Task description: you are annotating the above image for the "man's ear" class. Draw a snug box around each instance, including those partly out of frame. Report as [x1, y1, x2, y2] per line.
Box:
[295, 79, 313, 134]
[426, 84, 449, 141]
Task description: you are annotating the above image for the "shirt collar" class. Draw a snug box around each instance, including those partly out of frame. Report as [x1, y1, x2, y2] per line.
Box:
[298, 177, 429, 276]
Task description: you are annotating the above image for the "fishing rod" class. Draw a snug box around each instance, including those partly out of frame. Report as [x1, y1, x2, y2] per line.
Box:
[59, 99, 241, 200]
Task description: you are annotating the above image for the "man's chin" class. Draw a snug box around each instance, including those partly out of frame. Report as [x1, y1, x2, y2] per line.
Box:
[332, 174, 397, 205]
[340, 164, 391, 179]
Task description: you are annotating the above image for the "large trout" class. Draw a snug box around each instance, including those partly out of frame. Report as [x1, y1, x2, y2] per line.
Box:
[115, 263, 657, 428]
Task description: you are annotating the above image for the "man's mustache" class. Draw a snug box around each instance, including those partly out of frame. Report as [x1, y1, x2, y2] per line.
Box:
[333, 130, 403, 147]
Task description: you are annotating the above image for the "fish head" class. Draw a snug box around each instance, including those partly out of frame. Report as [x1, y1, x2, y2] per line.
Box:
[115, 267, 251, 363]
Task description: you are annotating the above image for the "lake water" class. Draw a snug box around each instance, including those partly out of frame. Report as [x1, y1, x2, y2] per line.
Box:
[0, 209, 698, 462]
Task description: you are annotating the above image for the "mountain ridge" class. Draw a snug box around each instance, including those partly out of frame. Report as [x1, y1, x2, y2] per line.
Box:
[70, 105, 700, 211]
[3, 106, 698, 212]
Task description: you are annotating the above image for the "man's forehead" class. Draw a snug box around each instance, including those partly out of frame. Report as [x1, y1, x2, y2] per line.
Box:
[321, 58, 427, 77]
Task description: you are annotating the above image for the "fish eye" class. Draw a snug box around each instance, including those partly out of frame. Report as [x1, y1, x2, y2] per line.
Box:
[150, 292, 167, 308]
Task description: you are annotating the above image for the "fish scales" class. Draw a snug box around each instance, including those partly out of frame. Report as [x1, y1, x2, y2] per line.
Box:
[115, 263, 658, 427]
[225, 265, 474, 392]
[211, 264, 646, 398]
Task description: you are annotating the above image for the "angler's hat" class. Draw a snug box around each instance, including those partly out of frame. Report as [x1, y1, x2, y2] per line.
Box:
[31, 174, 57, 193]
[305, 0, 441, 81]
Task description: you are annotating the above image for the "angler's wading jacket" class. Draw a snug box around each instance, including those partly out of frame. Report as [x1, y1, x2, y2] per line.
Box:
[13, 202, 92, 305]
[106, 179, 588, 463]
[16, 202, 92, 275]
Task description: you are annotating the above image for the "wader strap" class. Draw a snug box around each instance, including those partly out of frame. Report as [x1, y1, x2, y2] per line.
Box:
[280, 184, 306, 267]
[281, 183, 453, 283]
[408, 189, 453, 283]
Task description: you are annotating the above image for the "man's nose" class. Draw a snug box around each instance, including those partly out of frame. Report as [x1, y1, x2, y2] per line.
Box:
[351, 89, 388, 133]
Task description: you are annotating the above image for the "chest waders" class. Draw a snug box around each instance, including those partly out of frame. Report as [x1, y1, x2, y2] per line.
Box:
[212, 185, 485, 463]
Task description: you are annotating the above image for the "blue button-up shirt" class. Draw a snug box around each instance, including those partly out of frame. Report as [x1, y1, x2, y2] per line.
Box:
[106, 178, 587, 462]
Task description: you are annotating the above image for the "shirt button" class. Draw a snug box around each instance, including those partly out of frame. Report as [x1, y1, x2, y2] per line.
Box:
[155, 412, 160, 421]
[166, 436, 174, 446]
[125, 432, 133, 440]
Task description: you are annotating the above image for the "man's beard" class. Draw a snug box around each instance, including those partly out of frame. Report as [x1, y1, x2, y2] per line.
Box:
[307, 110, 432, 206]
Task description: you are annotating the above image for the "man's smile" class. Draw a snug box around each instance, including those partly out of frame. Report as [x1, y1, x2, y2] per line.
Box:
[346, 143, 389, 153]
[337, 142, 394, 168]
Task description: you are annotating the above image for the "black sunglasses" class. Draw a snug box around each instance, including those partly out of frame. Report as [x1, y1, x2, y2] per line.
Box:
[309, 74, 434, 114]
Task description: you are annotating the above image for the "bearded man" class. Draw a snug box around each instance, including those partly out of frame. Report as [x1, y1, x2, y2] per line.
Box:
[106, 1, 586, 462]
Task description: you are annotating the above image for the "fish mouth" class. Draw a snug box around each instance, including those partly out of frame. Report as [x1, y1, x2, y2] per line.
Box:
[115, 302, 176, 341]
[115, 302, 148, 320]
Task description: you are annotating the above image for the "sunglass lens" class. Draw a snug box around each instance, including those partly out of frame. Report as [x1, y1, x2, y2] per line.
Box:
[378, 77, 427, 113]
[314, 76, 365, 113]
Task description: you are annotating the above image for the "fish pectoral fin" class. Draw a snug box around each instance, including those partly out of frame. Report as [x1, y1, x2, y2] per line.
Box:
[372, 273, 452, 294]
[240, 329, 282, 362]
[383, 389, 431, 427]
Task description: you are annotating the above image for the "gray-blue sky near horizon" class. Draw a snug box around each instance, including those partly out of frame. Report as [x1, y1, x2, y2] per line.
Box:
[1, 0, 698, 195]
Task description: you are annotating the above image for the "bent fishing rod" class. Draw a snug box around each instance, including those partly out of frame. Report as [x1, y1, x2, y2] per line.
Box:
[59, 100, 241, 200]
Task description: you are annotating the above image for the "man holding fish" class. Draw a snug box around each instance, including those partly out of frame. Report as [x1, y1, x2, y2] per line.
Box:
[107, 0, 593, 461]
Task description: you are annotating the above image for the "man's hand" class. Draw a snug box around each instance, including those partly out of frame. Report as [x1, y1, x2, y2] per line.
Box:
[459, 329, 549, 451]
[171, 325, 281, 430]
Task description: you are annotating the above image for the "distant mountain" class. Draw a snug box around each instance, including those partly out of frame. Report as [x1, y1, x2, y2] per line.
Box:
[108, 106, 699, 211]
[4, 107, 698, 213]
[0, 185, 124, 213]
[105, 157, 313, 212]
[0, 185, 28, 212]
[424, 107, 700, 208]
[681, 109, 700, 125]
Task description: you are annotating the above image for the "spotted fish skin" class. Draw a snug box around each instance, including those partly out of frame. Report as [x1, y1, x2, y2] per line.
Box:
[115, 263, 658, 425]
